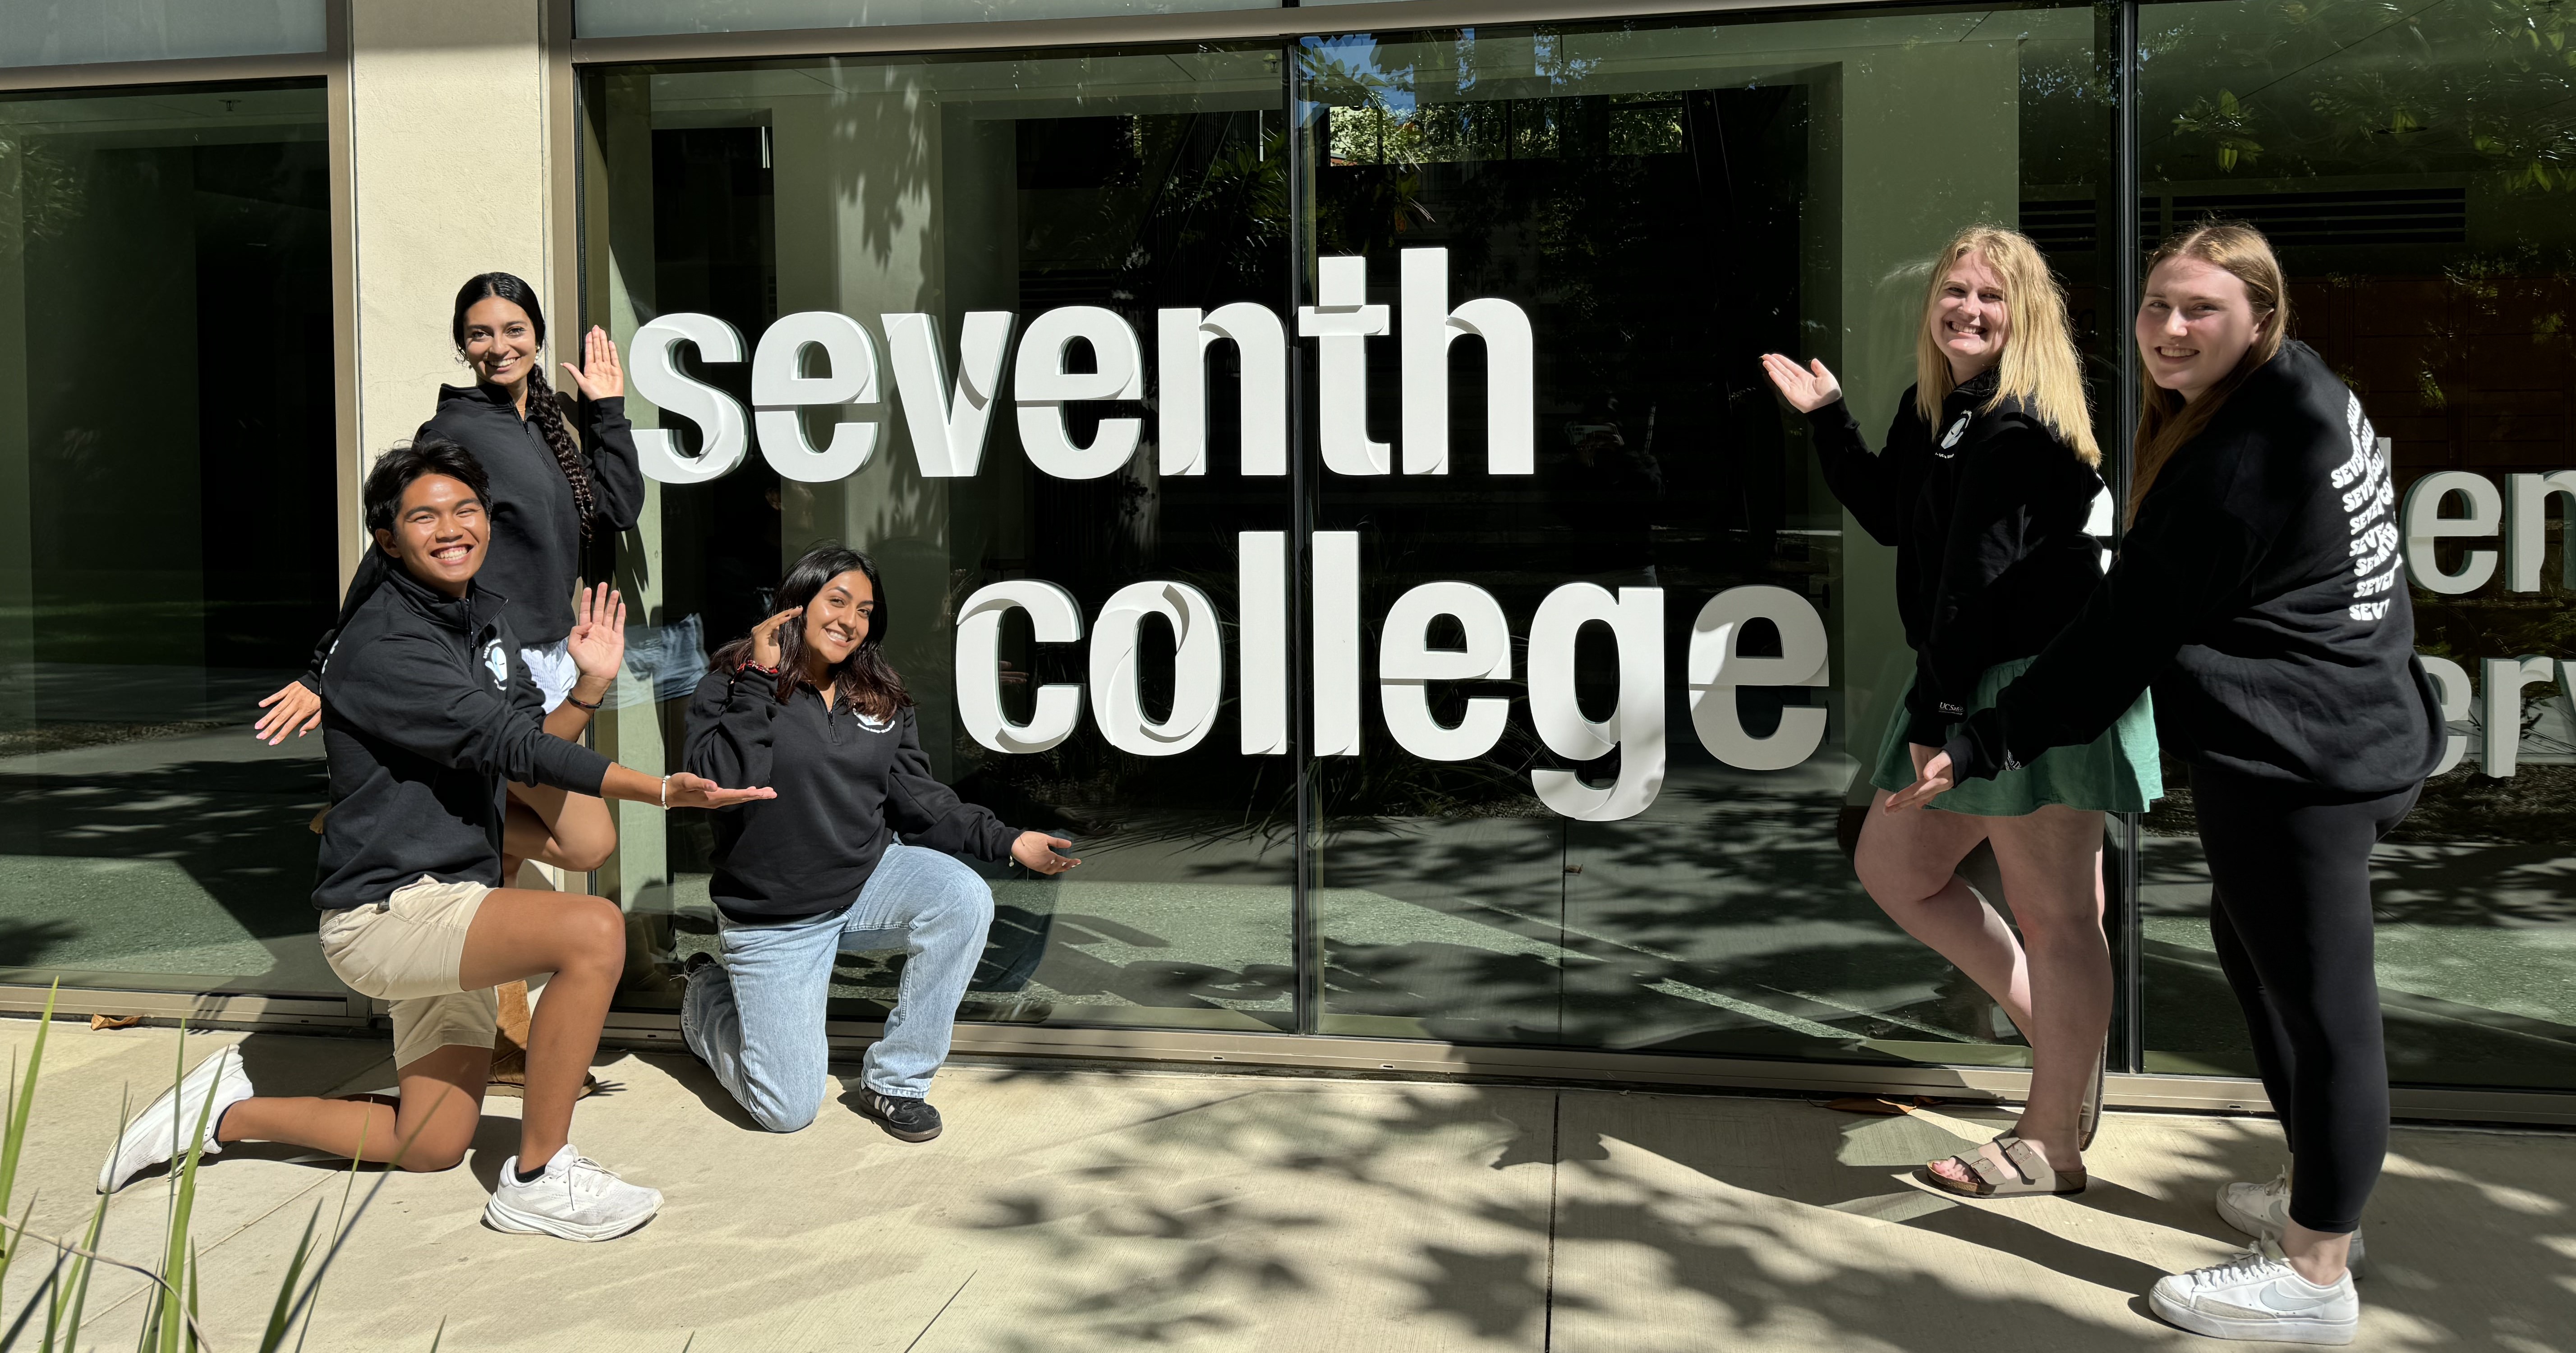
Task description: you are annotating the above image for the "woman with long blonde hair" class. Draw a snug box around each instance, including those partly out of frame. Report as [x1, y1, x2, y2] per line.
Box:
[1762, 224, 2158, 1202]
[1896, 222, 2445, 1344]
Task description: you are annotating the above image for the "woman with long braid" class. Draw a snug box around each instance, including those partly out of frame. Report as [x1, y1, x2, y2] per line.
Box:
[256, 271, 646, 737]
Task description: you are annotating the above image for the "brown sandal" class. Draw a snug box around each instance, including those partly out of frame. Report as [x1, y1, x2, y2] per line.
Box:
[1919, 1133, 2087, 1198]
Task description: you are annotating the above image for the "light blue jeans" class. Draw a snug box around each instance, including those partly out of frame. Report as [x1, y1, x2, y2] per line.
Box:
[681, 842, 995, 1132]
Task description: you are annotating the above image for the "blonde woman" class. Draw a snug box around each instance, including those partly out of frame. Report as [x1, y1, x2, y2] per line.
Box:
[1762, 225, 2157, 1201]
[1898, 223, 2443, 1344]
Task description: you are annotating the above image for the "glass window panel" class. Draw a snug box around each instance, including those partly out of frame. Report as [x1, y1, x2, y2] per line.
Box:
[0, 1, 326, 69]
[1302, 8, 2121, 1061]
[575, 0, 1275, 41]
[2140, 0, 2576, 1092]
[0, 81, 341, 991]
[583, 49, 1298, 1033]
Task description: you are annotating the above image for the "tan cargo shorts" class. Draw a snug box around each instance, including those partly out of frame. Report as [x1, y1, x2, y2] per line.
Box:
[318, 875, 500, 1069]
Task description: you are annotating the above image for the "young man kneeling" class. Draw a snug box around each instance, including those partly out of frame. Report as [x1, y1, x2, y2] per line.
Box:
[101, 438, 771, 1241]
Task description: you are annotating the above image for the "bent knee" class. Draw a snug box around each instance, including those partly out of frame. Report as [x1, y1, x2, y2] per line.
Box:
[559, 895, 626, 956]
[553, 840, 615, 874]
[396, 1138, 472, 1173]
[747, 1096, 819, 1134]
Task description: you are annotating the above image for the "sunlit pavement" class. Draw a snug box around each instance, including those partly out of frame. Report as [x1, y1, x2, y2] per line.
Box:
[6, 1018, 2569, 1352]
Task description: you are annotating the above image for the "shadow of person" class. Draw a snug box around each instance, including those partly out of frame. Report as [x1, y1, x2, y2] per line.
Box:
[1903, 1185, 2176, 1293]
[651, 1045, 773, 1133]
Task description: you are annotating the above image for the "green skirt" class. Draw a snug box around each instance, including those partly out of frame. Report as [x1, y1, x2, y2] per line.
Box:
[1870, 655, 2162, 816]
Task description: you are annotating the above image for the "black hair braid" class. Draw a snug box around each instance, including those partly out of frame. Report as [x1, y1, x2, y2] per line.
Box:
[523, 365, 596, 541]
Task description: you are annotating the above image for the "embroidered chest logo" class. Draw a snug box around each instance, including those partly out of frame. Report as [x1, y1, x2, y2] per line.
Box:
[482, 641, 510, 689]
[1939, 415, 1970, 453]
[853, 711, 894, 734]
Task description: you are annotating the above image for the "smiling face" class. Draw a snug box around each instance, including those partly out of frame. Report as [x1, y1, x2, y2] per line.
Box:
[460, 296, 539, 393]
[373, 474, 487, 596]
[1930, 251, 2011, 381]
[2137, 256, 2269, 403]
[799, 569, 877, 667]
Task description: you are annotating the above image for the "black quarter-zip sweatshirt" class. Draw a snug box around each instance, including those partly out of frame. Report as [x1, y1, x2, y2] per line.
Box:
[294, 387, 645, 692]
[1944, 341, 2446, 794]
[683, 669, 1021, 923]
[1809, 369, 2108, 745]
[313, 568, 613, 911]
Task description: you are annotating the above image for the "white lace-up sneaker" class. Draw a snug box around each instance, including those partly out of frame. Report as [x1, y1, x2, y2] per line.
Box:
[483, 1144, 662, 1241]
[2218, 1168, 2367, 1266]
[2149, 1240, 2359, 1344]
[99, 1044, 253, 1194]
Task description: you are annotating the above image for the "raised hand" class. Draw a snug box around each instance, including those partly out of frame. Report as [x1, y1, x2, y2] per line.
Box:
[662, 772, 776, 810]
[1011, 831, 1081, 876]
[749, 606, 803, 670]
[254, 680, 323, 745]
[1759, 353, 1844, 414]
[564, 582, 628, 686]
[560, 325, 625, 402]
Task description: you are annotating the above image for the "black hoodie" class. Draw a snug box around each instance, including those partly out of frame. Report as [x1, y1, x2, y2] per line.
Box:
[294, 388, 645, 690]
[1944, 341, 2446, 795]
[313, 568, 613, 911]
[683, 669, 1020, 923]
[1809, 369, 2108, 745]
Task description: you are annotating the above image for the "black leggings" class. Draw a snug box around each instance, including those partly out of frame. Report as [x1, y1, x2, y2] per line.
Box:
[2193, 762, 2420, 1236]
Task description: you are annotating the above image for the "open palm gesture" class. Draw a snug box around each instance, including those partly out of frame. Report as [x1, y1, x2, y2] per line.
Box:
[561, 325, 625, 401]
[1759, 353, 1844, 413]
[564, 582, 627, 686]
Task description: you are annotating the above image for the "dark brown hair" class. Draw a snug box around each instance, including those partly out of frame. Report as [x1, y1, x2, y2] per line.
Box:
[451, 272, 597, 540]
[710, 545, 912, 720]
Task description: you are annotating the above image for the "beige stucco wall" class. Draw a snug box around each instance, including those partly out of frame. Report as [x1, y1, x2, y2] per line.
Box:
[347, 0, 552, 462]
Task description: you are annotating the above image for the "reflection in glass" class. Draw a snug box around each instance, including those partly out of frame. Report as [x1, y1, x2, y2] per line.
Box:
[2139, 0, 2576, 1091]
[1302, 11, 2118, 1061]
[0, 82, 340, 990]
[584, 50, 1299, 1032]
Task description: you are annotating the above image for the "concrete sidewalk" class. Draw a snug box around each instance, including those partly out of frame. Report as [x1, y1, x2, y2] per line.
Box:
[2, 1019, 2567, 1352]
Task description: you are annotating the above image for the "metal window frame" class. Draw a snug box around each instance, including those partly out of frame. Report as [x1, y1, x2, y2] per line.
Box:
[0, 0, 2564, 1128]
[0, 2, 366, 591]
[544, 0, 2576, 1126]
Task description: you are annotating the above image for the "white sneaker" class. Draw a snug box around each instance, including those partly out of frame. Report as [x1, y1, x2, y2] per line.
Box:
[98, 1044, 253, 1193]
[483, 1144, 662, 1241]
[2149, 1240, 2359, 1345]
[2218, 1168, 2366, 1266]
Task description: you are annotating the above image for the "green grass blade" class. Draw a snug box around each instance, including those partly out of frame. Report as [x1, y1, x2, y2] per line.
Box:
[153, 1037, 222, 1353]
[426, 1316, 445, 1353]
[255, 1204, 322, 1353]
[276, 1087, 453, 1343]
[0, 1252, 62, 1351]
[55, 1179, 111, 1353]
[0, 981, 62, 1307]
[290, 1117, 370, 1353]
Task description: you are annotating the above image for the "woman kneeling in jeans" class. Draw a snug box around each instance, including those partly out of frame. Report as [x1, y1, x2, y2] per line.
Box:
[681, 545, 1078, 1141]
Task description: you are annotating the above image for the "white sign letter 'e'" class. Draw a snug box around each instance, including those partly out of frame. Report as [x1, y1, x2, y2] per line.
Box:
[1687, 586, 1829, 771]
[1017, 306, 1145, 480]
[750, 311, 879, 483]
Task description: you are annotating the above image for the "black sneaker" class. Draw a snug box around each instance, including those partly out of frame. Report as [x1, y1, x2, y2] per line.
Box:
[856, 1088, 943, 1142]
